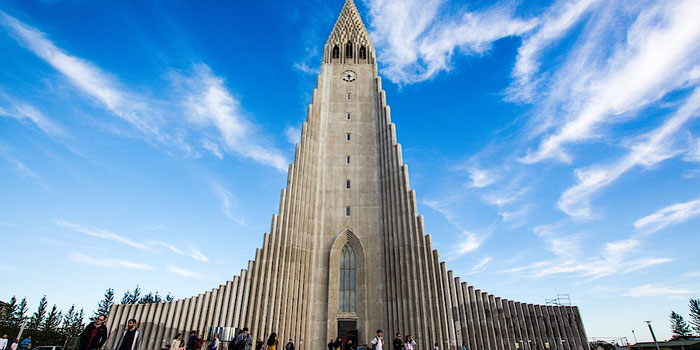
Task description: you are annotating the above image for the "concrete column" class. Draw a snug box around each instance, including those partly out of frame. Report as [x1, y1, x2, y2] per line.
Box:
[495, 298, 510, 350]
[474, 290, 490, 350]
[483, 293, 497, 350]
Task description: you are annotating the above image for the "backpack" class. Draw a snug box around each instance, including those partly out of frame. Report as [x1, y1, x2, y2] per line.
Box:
[231, 334, 248, 350]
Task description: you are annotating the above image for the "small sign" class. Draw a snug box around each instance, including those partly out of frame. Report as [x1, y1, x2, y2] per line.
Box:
[515, 343, 520, 349]
[545, 343, 550, 349]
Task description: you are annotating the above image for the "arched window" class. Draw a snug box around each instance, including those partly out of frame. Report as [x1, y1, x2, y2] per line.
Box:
[359, 46, 367, 60]
[339, 243, 356, 312]
[332, 45, 340, 59]
[345, 41, 353, 58]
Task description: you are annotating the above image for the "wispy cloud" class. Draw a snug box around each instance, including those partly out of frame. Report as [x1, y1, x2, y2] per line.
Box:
[69, 252, 153, 270]
[622, 284, 695, 298]
[189, 247, 209, 263]
[0, 103, 63, 136]
[464, 167, 497, 188]
[210, 180, 245, 225]
[285, 125, 301, 145]
[424, 198, 492, 256]
[149, 241, 185, 255]
[634, 198, 700, 233]
[522, 0, 700, 164]
[466, 257, 492, 275]
[557, 87, 700, 218]
[167, 265, 203, 279]
[366, 0, 536, 84]
[56, 220, 149, 250]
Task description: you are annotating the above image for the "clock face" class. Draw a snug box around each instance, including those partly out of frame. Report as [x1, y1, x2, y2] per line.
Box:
[342, 70, 357, 82]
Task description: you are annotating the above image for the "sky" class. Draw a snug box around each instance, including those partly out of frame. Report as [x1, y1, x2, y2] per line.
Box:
[1, 0, 699, 343]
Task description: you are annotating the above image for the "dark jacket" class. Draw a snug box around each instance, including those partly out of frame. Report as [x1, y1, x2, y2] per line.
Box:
[187, 336, 202, 350]
[79, 322, 109, 350]
[115, 329, 141, 350]
[285, 343, 294, 350]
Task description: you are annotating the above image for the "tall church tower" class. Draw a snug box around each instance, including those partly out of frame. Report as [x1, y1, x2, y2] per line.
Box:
[105, 1, 589, 350]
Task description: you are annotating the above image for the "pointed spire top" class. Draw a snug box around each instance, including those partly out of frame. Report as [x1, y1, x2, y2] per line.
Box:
[323, 0, 375, 64]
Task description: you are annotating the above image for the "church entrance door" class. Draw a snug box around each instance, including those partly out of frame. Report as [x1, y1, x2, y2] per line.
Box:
[338, 320, 358, 347]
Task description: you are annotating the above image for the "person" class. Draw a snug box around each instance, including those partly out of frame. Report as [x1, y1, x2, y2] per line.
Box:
[171, 334, 183, 350]
[254, 338, 263, 350]
[266, 333, 279, 350]
[187, 331, 202, 350]
[208, 334, 220, 350]
[19, 337, 30, 350]
[344, 339, 354, 350]
[460, 343, 466, 350]
[333, 338, 342, 350]
[370, 331, 383, 350]
[392, 334, 402, 350]
[9, 340, 17, 350]
[328, 340, 335, 350]
[1, 334, 8, 350]
[284, 339, 294, 350]
[233, 328, 252, 350]
[403, 336, 415, 350]
[115, 319, 141, 350]
[433, 343, 438, 350]
[361, 344, 368, 350]
[79, 315, 109, 350]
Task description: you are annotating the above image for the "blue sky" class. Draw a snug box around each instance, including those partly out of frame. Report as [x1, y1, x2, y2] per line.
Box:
[1, 0, 699, 343]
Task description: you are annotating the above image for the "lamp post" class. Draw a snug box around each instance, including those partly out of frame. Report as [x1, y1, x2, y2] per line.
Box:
[644, 321, 661, 350]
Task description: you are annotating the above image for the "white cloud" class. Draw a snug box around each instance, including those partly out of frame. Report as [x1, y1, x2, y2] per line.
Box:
[366, 0, 536, 83]
[202, 139, 224, 159]
[456, 231, 482, 255]
[0, 103, 63, 136]
[189, 247, 209, 263]
[465, 167, 497, 188]
[167, 265, 204, 279]
[634, 198, 700, 233]
[684, 137, 700, 162]
[149, 241, 185, 255]
[285, 125, 301, 145]
[177, 65, 288, 171]
[557, 87, 700, 218]
[69, 252, 153, 270]
[56, 220, 149, 250]
[210, 180, 245, 225]
[523, 0, 700, 164]
[623, 284, 695, 298]
[424, 198, 492, 256]
[466, 257, 492, 275]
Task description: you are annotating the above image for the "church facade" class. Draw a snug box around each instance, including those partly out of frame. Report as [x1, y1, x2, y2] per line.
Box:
[104, 1, 589, 349]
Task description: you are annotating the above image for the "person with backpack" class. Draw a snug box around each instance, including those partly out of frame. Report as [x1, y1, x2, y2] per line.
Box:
[265, 333, 279, 350]
[370, 331, 383, 350]
[232, 328, 252, 350]
[284, 339, 294, 350]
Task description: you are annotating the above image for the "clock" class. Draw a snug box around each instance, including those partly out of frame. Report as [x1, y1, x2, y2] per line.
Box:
[342, 70, 357, 82]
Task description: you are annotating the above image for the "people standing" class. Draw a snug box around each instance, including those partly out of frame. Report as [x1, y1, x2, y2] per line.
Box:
[403, 336, 415, 350]
[328, 340, 335, 350]
[233, 328, 252, 350]
[115, 319, 141, 350]
[266, 333, 279, 350]
[392, 334, 402, 350]
[370, 331, 383, 350]
[9, 340, 17, 350]
[1, 334, 9, 350]
[171, 334, 183, 350]
[255, 338, 263, 350]
[284, 339, 294, 350]
[344, 339, 354, 350]
[187, 331, 201, 350]
[333, 338, 342, 350]
[209, 334, 220, 350]
[79, 315, 109, 350]
[19, 337, 31, 350]
[432, 343, 438, 350]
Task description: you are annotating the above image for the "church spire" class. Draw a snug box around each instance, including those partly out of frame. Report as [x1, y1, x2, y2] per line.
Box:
[323, 0, 375, 64]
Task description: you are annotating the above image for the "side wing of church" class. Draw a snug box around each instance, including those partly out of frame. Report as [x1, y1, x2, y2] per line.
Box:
[104, 1, 589, 350]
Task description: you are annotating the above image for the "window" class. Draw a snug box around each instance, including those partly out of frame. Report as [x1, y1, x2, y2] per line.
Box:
[346, 180, 351, 189]
[332, 45, 340, 59]
[345, 41, 353, 58]
[347, 93, 351, 100]
[347, 112, 351, 120]
[346, 156, 351, 164]
[346, 133, 351, 141]
[339, 243, 356, 312]
[359, 46, 367, 60]
[345, 206, 351, 216]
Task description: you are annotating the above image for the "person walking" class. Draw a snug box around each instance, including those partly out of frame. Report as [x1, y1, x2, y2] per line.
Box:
[187, 331, 202, 350]
[265, 333, 279, 350]
[403, 336, 415, 350]
[392, 334, 402, 350]
[115, 319, 141, 350]
[1, 334, 9, 350]
[284, 339, 294, 350]
[79, 315, 109, 350]
[370, 331, 383, 350]
[19, 337, 31, 350]
[171, 334, 183, 350]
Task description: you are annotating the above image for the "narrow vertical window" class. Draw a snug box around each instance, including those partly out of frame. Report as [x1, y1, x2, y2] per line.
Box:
[339, 243, 356, 312]
[346, 133, 351, 141]
[347, 93, 351, 100]
[345, 206, 351, 216]
[332, 45, 340, 59]
[345, 41, 353, 58]
[346, 156, 351, 164]
[346, 180, 351, 189]
[359, 46, 367, 60]
[347, 112, 351, 120]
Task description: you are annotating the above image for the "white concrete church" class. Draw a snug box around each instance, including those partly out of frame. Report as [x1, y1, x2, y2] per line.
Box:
[105, 1, 589, 349]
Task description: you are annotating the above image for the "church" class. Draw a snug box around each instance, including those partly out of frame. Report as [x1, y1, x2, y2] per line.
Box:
[104, 1, 589, 349]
